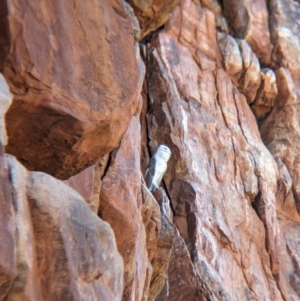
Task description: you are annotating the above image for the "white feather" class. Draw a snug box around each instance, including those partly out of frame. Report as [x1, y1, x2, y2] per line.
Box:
[145, 145, 171, 191]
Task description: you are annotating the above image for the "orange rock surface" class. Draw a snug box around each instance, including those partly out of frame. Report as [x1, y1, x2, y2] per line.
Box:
[1, 0, 300, 300]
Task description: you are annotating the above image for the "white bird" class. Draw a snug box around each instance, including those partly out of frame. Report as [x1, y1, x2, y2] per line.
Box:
[145, 145, 171, 191]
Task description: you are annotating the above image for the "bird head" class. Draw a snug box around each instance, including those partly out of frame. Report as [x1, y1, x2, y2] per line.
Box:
[156, 144, 171, 161]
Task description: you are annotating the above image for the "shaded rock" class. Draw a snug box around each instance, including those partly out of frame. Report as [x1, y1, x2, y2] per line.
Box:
[127, 0, 180, 40]
[146, 1, 284, 299]
[275, 67, 299, 107]
[222, 0, 273, 65]
[251, 68, 278, 120]
[2, 0, 143, 179]
[260, 82, 300, 299]
[269, 0, 300, 79]
[64, 156, 108, 213]
[156, 229, 203, 301]
[0, 74, 16, 301]
[100, 116, 148, 301]
[218, 34, 243, 77]
[260, 2, 300, 297]
[218, 35, 261, 104]
[141, 184, 161, 265]
[237, 39, 261, 104]
[0, 146, 17, 301]
[140, 79, 151, 175]
[3, 154, 124, 301]
[141, 184, 161, 301]
[148, 189, 175, 301]
[4, 155, 44, 301]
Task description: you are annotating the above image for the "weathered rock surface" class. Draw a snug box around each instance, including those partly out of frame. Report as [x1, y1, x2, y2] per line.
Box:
[0, 147, 17, 301]
[218, 35, 261, 104]
[146, 1, 286, 299]
[141, 185, 175, 301]
[2, 0, 300, 300]
[147, 189, 175, 301]
[259, 0, 300, 299]
[127, 0, 180, 40]
[1, 154, 124, 301]
[2, 0, 143, 179]
[269, 0, 300, 78]
[222, 0, 273, 65]
[0, 74, 16, 301]
[64, 158, 108, 213]
[251, 68, 278, 120]
[100, 116, 148, 301]
[141, 184, 161, 301]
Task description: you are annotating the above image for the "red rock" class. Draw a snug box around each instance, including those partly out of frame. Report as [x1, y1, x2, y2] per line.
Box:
[141, 184, 161, 266]
[99, 116, 148, 301]
[222, 0, 273, 65]
[4, 154, 124, 301]
[218, 34, 243, 76]
[237, 39, 261, 104]
[0, 74, 16, 300]
[128, 0, 180, 39]
[5, 154, 44, 301]
[2, 0, 300, 300]
[64, 157, 108, 213]
[269, 0, 300, 80]
[0, 145, 17, 300]
[146, 1, 285, 299]
[251, 68, 278, 119]
[2, 0, 143, 179]
[259, 1, 300, 297]
[148, 189, 175, 301]
[140, 80, 151, 175]
[218, 35, 261, 104]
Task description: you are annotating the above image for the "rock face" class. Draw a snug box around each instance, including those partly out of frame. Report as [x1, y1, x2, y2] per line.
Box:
[1, 0, 300, 300]
[0, 76, 15, 301]
[1, 154, 124, 301]
[145, 2, 283, 299]
[259, 0, 300, 298]
[128, 0, 181, 40]
[2, 0, 143, 179]
[222, 0, 273, 65]
[99, 116, 148, 301]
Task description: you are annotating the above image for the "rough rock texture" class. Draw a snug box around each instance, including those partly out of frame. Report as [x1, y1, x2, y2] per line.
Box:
[141, 185, 175, 301]
[2, 0, 300, 300]
[0, 133, 16, 300]
[2, 0, 143, 179]
[156, 229, 202, 301]
[127, 0, 181, 40]
[99, 116, 148, 301]
[222, 0, 273, 65]
[0, 73, 15, 300]
[141, 184, 162, 301]
[64, 159, 107, 213]
[251, 68, 278, 119]
[148, 189, 175, 301]
[145, 0, 286, 299]
[2, 154, 124, 301]
[259, 0, 300, 299]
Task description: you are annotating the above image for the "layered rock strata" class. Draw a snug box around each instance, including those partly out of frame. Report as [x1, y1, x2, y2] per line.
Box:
[2, 0, 143, 179]
[1, 0, 300, 300]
